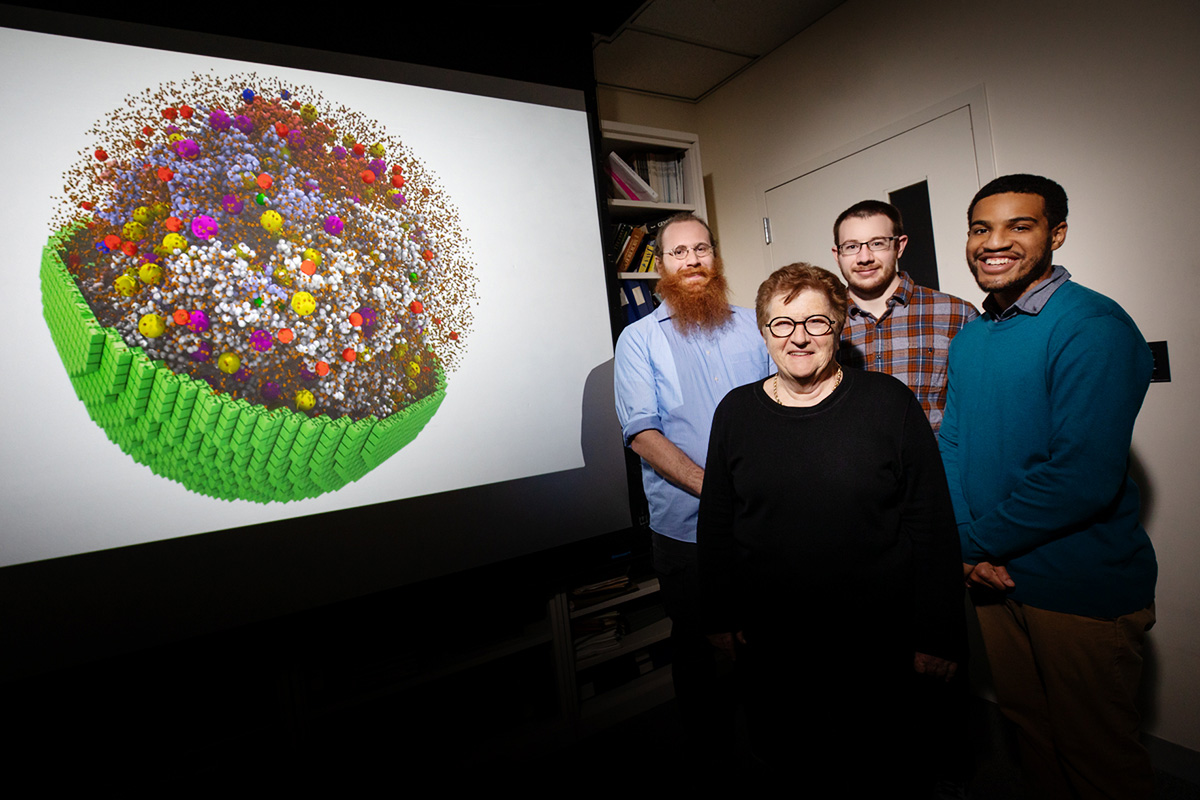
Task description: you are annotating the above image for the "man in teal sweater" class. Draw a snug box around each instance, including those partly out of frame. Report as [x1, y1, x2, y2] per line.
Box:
[939, 174, 1156, 799]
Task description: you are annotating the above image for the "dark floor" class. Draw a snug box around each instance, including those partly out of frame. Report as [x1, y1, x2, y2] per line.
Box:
[549, 695, 1200, 797]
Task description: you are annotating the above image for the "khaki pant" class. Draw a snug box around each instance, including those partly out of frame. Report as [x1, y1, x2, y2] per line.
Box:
[975, 597, 1156, 799]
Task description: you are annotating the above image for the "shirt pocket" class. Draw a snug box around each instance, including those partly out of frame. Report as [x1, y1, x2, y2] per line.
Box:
[723, 342, 769, 385]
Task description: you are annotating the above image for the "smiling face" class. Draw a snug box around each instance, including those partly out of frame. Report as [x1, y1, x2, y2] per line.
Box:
[966, 192, 1067, 309]
[658, 219, 716, 288]
[763, 288, 840, 389]
[656, 218, 731, 332]
[834, 213, 907, 301]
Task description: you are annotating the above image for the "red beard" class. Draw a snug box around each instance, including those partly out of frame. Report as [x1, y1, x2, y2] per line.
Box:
[657, 256, 733, 333]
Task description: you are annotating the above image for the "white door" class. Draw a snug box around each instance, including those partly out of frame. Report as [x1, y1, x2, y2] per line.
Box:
[763, 102, 990, 307]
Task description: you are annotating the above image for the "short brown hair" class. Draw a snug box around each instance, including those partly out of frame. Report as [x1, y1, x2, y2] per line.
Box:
[833, 200, 904, 245]
[756, 263, 849, 332]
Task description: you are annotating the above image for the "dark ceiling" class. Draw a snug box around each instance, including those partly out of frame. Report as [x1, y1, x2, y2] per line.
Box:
[5, 1, 847, 102]
[2, 1, 645, 90]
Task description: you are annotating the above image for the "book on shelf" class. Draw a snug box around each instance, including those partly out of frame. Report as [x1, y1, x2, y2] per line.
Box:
[570, 574, 636, 610]
[574, 612, 629, 659]
[625, 232, 652, 274]
[616, 225, 647, 272]
[607, 219, 673, 276]
[573, 610, 623, 636]
[607, 222, 633, 262]
[619, 279, 655, 322]
[619, 150, 685, 204]
[575, 633, 624, 661]
[606, 165, 639, 201]
[607, 151, 659, 202]
[635, 238, 656, 273]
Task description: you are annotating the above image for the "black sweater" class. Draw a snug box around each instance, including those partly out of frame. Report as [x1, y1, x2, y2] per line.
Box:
[698, 367, 965, 662]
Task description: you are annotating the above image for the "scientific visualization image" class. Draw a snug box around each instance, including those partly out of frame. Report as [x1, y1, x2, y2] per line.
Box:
[42, 73, 477, 503]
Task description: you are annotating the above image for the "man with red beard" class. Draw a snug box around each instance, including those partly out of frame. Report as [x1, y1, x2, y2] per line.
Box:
[614, 212, 769, 762]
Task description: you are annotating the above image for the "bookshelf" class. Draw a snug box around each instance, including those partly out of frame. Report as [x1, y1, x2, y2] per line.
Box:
[552, 571, 673, 735]
[601, 121, 707, 282]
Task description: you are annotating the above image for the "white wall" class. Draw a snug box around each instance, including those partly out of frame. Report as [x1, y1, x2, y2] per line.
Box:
[604, 0, 1200, 755]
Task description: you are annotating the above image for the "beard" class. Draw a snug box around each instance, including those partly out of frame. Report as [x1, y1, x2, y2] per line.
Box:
[969, 239, 1054, 303]
[657, 255, 732, 334]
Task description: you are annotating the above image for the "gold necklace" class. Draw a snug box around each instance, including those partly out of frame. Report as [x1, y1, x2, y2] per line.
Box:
[773, 366, 843, 405]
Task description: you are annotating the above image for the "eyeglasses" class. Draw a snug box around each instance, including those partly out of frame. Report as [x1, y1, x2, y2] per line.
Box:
[836, 236, 899, 256]
[663, 243, 714, 260]
[766, 315, 836, 338]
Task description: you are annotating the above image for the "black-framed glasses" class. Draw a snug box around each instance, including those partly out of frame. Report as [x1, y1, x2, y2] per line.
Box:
[836, 236, 899, 256]
[766, 315, 835, 338]
[663, 243, 714, 260]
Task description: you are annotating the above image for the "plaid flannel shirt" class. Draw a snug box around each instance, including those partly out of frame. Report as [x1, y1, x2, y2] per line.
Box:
[838, 272, 978, 433]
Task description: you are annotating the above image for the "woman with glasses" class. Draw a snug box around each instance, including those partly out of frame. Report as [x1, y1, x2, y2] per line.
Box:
[697, 263, 964, 784]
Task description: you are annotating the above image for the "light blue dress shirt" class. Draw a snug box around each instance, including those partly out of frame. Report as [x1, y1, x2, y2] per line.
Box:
[614, 302, 770, 542]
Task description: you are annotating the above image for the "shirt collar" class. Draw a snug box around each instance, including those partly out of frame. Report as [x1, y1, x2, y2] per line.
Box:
[848, 271, 913, 318]
[983, 265, 1071, 320]
[890, 272, 916, 307]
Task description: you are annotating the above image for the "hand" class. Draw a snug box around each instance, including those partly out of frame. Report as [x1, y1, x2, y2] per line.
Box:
[913, 652, 958, 682]
[707, 631, 746, 661]
[964, 560, 1016, 591]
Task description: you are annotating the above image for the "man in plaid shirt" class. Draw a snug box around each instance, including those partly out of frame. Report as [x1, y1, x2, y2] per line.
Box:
[833, 200, 978, 434]
[833, 200, 977, 796]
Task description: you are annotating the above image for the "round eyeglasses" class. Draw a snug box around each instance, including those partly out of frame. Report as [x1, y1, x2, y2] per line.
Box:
[836, 236, 899, 256]
[663, 243, 713, 260]
[766, 315, 835, 338]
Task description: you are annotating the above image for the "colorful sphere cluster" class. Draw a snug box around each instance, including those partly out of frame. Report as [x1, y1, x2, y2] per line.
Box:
[54, 73, 475, 421]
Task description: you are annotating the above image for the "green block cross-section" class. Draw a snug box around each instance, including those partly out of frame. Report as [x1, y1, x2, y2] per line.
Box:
[41, 235, 447, 503]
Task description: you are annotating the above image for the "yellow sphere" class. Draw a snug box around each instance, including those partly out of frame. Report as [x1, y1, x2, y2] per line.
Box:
[260, 210, 284, 235]
[163, 233, 187, 252]
[302, 248, 323, 268]
[295, 389, 315, 411]
[150, 202, 170, 220]
[132, 206, 152, 225]
[114, 274, 138, 296]
[369, 142, 385, 158]
[217, 352, 241, 374]
[123, 221, 146, 241]
[138, 263, 163, 284]
[301, 103, 318, 123]
[405, 360, 420, 378]
[291, 291, 316, 316]
[138, 313, 166, 338]
[167, 132, 184, 144]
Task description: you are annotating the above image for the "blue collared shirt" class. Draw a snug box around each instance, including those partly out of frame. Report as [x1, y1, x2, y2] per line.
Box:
[614, 302, 770, 542]
[983, 265, 1071, 320]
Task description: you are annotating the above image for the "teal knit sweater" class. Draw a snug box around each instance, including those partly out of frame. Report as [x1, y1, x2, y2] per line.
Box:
[939, 278, 1156, 618]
